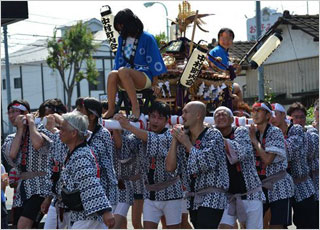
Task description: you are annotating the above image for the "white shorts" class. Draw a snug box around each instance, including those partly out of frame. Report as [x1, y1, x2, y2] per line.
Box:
[71, 220, 107, 229]
[181, 198, 188, 214]
[219, 199, 263, 229]
[113, 202, 131, 217]
[143, 198, 182, 226]
[44, 205, 71, 229]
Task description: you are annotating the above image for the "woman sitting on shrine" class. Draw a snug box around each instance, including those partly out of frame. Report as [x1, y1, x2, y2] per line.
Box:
[105, 8, 167, 120]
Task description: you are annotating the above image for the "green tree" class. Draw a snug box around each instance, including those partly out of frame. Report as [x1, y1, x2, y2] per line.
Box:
[306, 106, 314, 125]
[47, 21, 100, 110]
[154, 32, 167, 48]
[264, 79, 275, 103]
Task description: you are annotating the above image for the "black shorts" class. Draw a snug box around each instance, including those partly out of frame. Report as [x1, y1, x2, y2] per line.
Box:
[20, 195, 45, 222]
[189, 207, 224, 229]
[12, 207, 23, 226]
[133, 194, 143, 200]
[263, 197, 292, 226]
[292, 195, 317, 229]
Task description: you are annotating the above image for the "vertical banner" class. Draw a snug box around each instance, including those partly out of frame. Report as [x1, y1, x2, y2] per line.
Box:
[180, 45, 207, 88]
[100, 5, 119, 53]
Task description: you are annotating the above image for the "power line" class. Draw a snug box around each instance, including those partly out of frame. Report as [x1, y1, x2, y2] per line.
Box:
[9, 33, 57, 38]
[24, 19, 62, 26]
[29, 13, 74, 21]
[9, 33, 107, 42]
[9, 47, 47, 58]
[2, 42, 46, 48]
[286, 24, 305, 91]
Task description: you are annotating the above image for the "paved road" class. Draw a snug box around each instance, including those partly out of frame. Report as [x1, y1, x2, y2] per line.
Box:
[5, 187, 295, 229]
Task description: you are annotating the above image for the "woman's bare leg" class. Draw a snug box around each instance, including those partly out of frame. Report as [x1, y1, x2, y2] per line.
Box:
[105, 71, 120, 118]
[117, 67, 147, 119]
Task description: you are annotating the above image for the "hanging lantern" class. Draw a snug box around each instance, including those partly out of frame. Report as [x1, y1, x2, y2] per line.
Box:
[250, 32, 283, 69]
[100, 5, 119, 53]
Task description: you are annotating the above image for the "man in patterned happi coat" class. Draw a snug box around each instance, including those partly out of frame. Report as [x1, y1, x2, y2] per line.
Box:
[271, 102, 317, 229]
[167, 101, 229, 229]
[37, 104, 72, 229]
[114, 101, 184, 229]
[286, 102, 319, 228]
[2, 99, 52, 228]
[57, 111, 114, 229]
[111, 127, 145, 229]
[77, 97, 119, 209]
[213, 106, 265, 229]
[112, 129, 137, 229]
[249, 101, 294, 229]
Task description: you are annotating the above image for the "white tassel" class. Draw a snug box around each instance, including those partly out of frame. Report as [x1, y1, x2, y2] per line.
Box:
[221, 83, 227, 89]
[164, 81, 172, 97]
[158, 82, 166, 98]
[197, 82, 205, 96]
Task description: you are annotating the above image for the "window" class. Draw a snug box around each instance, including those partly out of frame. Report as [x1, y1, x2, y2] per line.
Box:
[14, 78, 22, 89]
[89, 71, 104, 91]
[2, 79, 6, 90]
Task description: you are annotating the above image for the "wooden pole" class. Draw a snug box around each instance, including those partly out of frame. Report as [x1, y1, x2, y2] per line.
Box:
[189, 10, 199, 56]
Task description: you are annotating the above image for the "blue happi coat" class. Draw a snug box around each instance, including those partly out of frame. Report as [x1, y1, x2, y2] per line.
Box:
[114, 31, 167, 82]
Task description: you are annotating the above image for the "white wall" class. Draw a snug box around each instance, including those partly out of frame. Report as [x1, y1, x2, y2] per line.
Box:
[264, 25, 319, 64]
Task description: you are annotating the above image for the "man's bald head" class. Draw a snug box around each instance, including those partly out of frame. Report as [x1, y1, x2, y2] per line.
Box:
[187, 101, 207, 120]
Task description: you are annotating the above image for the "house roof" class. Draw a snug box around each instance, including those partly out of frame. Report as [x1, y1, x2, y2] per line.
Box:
[239, 11, 319, 65]
[278, 11, 319, 41]
[57, 18, 102, 30]
[229, 41, 256, 61]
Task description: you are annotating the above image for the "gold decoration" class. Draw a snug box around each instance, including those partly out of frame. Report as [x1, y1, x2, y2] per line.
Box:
[169, 0, 214, 37]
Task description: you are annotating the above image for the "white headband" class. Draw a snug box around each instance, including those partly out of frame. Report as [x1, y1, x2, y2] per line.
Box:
[88, 108, 100, 118]
[11, 103, 27, 111]
[272, 103, 286, 113]
[252, 102, 272, 113]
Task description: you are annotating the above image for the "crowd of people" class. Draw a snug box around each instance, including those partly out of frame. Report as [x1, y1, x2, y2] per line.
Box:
[0, 96, 318, 229]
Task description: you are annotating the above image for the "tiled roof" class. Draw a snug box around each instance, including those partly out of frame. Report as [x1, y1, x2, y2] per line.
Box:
[280, 12, 319, 41]
[229, 41, 256, 61]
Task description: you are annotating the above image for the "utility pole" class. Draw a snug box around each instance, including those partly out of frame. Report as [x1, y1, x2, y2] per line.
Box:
[256, 1, 265, 100]
[41, 63, 45, 102]
[3, 25, 13, 133]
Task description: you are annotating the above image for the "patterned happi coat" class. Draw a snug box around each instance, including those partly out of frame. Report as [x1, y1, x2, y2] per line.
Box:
[87, 124, 118, 206]
[145, 129, 183, 201]
[224, 126, 265, 201]
[119, 129, 184, 201]
[45, 131, 69, 208]
[118, 131, 145, 196]
[113, 131, 135, 205]
[254, 124, 294, 203]
[59, 142, 112, 223]
[2, 124, 52, 206]
[305, 127, 319, 201]
[177, 127, 229, 210]
[285, 124, 315, 202]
